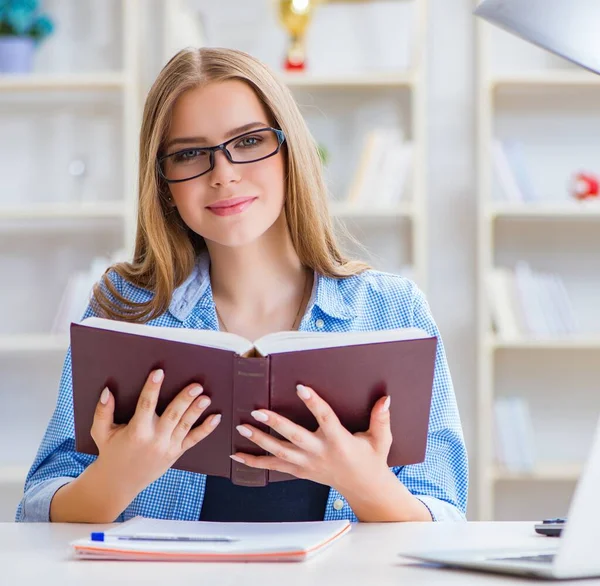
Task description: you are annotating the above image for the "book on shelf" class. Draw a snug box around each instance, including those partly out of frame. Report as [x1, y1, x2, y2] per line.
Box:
[492, 138, 540, 203]
[52, 250, 126, 334]
[70, 516, 351, 562]
[487, 262, 578, 338]
[487, 267, 525, 339]
[494, 396, 536, 473]
[346, 128, 413, 208]
[70, 317, 438, 487]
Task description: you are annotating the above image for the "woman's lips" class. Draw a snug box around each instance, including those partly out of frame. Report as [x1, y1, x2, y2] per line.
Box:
[206, 196, 257, 216]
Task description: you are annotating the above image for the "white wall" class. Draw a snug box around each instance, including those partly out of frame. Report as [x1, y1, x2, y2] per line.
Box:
[425, 0, 478, 517]
[0, 0, 499, 521]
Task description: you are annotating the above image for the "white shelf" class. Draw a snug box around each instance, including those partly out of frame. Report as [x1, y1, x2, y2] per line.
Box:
[493, 463, 582, 482]
[489, 334, 600, 350]
[330, 202, 414, 218]
[0, 202, 127, 221]
[476, 1, 600, 521]
[491, 70, 600, 88]
[0, 73, 126, 92]
[0, 466, 29, 485]
[488, 201, 600, 219]
[280, 71, 414, 89]
[0, 334, 69, 354]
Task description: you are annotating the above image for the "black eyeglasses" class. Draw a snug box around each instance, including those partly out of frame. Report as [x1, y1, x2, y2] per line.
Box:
[157, 127, 286, 183]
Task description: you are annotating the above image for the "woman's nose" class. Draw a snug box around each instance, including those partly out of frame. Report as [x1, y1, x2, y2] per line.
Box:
[209, 148, 241, 186]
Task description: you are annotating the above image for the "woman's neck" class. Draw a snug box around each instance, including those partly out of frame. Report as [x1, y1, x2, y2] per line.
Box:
[206, 215, 312, 338]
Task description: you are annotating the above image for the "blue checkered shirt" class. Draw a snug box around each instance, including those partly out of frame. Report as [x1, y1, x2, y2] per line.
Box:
[16, 252, 468, 522]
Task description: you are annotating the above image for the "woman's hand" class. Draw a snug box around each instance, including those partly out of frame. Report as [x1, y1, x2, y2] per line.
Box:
[231, 385, 432, 522]
[91, 369, 221, 499]
[231, 384, 393, 497]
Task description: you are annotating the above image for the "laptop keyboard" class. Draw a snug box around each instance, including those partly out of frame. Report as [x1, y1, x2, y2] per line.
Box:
[491, 554, 555, 564]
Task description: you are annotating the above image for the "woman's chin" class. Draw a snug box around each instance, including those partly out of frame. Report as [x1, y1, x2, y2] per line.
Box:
[202, 227, 272, 250]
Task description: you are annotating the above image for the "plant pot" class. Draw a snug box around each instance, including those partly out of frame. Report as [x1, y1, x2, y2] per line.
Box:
[0, 36, 35, 74]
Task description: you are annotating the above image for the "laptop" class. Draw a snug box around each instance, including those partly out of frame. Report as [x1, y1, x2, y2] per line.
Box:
[399, 414, 600, 579]
[473, 0, 600, 76]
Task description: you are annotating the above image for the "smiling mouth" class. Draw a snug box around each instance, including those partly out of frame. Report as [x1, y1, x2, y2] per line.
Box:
[206, 196, 257, 216]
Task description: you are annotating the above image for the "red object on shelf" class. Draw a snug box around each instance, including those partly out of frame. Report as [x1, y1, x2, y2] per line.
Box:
[571, 172, 600, 200]
[284, 58, 306, 71]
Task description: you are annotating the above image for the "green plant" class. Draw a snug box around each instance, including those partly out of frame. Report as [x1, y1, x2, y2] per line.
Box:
[0, 0, 54, 43]
[317, 143, 329, 166]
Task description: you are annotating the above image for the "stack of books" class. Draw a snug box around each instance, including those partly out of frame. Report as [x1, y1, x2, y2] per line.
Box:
[492, 138, 541, 203]
[494, 396, 536, 474]
[487, 262, 578, 339]
[344, 128, 414, 208]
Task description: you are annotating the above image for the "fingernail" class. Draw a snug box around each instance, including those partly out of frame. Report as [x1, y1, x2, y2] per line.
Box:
[251, 410, 269, 422]
[197, 397, 211, 409]
[296, 384, 311, 400]
[236, 425, 253, 438]
[152, 369, 164, 383]
[230, 455, 245, 464]
[100, 387, 109, 405]
[189, 385, 203, 397]
[382, 396, 391, 412]
[211, 414, 222, 427]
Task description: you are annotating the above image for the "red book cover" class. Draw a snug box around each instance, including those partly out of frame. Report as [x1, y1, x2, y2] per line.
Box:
[71, 318, 437, 486]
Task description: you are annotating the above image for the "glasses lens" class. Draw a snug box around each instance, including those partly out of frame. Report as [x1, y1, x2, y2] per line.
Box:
[161, 129, 281, 181]
[161, 147, 211, 182]
[227, 129, 280, 163]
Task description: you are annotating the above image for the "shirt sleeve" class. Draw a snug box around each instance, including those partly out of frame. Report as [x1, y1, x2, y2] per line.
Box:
[15, 346, 96, 522]
[16, 273, 122, 522]
[394, 286, 469, 521]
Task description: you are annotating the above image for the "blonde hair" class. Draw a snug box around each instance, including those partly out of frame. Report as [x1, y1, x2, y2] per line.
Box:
[93, 47, 369, 322]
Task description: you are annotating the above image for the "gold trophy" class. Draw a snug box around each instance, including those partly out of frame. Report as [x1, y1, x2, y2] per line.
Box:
[278, 0, 315, 71]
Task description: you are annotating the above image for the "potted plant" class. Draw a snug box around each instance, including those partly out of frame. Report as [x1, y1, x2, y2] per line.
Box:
[0, 0, 54, 74]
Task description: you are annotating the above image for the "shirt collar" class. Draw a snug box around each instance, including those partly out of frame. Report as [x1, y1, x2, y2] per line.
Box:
[168, 250, 357, 323]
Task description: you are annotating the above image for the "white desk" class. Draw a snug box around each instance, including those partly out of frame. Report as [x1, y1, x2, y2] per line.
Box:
[1, 521, 595, 585]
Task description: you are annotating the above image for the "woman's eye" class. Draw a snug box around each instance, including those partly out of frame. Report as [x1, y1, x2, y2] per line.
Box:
[173, 149, 205, 163]
[237, 136, 262, 148]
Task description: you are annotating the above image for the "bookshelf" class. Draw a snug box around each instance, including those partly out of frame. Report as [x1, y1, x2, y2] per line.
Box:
[475, 4, 600, 521]
[0, 201, 128, 220]
[0, 0, 141, 521]
[161, 0, 428, 290]
[0, 73, 127, 91]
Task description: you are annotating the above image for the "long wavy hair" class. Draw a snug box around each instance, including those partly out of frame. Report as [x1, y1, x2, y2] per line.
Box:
[92, 47, 369, 322]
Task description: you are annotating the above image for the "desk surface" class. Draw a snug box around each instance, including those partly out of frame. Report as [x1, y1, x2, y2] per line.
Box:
[1, 521, 595, 585]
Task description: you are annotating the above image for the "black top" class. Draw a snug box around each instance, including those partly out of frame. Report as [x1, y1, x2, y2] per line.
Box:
[199, 475, 330, 522]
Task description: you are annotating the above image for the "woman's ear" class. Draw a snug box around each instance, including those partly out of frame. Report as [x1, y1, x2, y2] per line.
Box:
[165, 193, 177, 208]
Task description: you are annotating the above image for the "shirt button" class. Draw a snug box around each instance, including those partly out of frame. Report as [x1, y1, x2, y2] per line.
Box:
[315, 318, 325, 330]
[333, 498, 344, 511]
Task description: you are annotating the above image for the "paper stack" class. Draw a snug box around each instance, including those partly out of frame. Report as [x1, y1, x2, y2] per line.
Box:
[70, 517, 351, 563]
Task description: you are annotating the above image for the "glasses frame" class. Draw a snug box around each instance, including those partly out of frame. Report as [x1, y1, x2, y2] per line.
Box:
[157, 127, 286, 184]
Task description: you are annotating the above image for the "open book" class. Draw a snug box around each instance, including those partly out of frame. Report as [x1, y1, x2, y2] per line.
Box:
[70, 516, 352, 562]
[71, 317, 438, 486]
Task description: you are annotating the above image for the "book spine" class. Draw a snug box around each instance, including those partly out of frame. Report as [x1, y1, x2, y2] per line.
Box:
[231, 355, 270, 487]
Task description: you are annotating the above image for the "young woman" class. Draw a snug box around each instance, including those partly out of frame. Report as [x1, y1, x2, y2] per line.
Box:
[17, 47, 467, 524]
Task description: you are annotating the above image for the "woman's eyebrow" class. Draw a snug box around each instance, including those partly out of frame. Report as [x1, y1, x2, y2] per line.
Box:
[164, 122, 268, 150]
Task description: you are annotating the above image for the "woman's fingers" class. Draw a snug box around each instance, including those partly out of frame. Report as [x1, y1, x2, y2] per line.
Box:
[181, 413, 222, 452]
[296, 385, 347, 440]
[90, 387, 115, 446]
[157, 383, 204, 437]
[230, 453, 299, 477]
[170, 392, 211, 445]
[249, 409, 322, 454]
[131, 369, 165, 427]
[235, 424, 306, 467]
